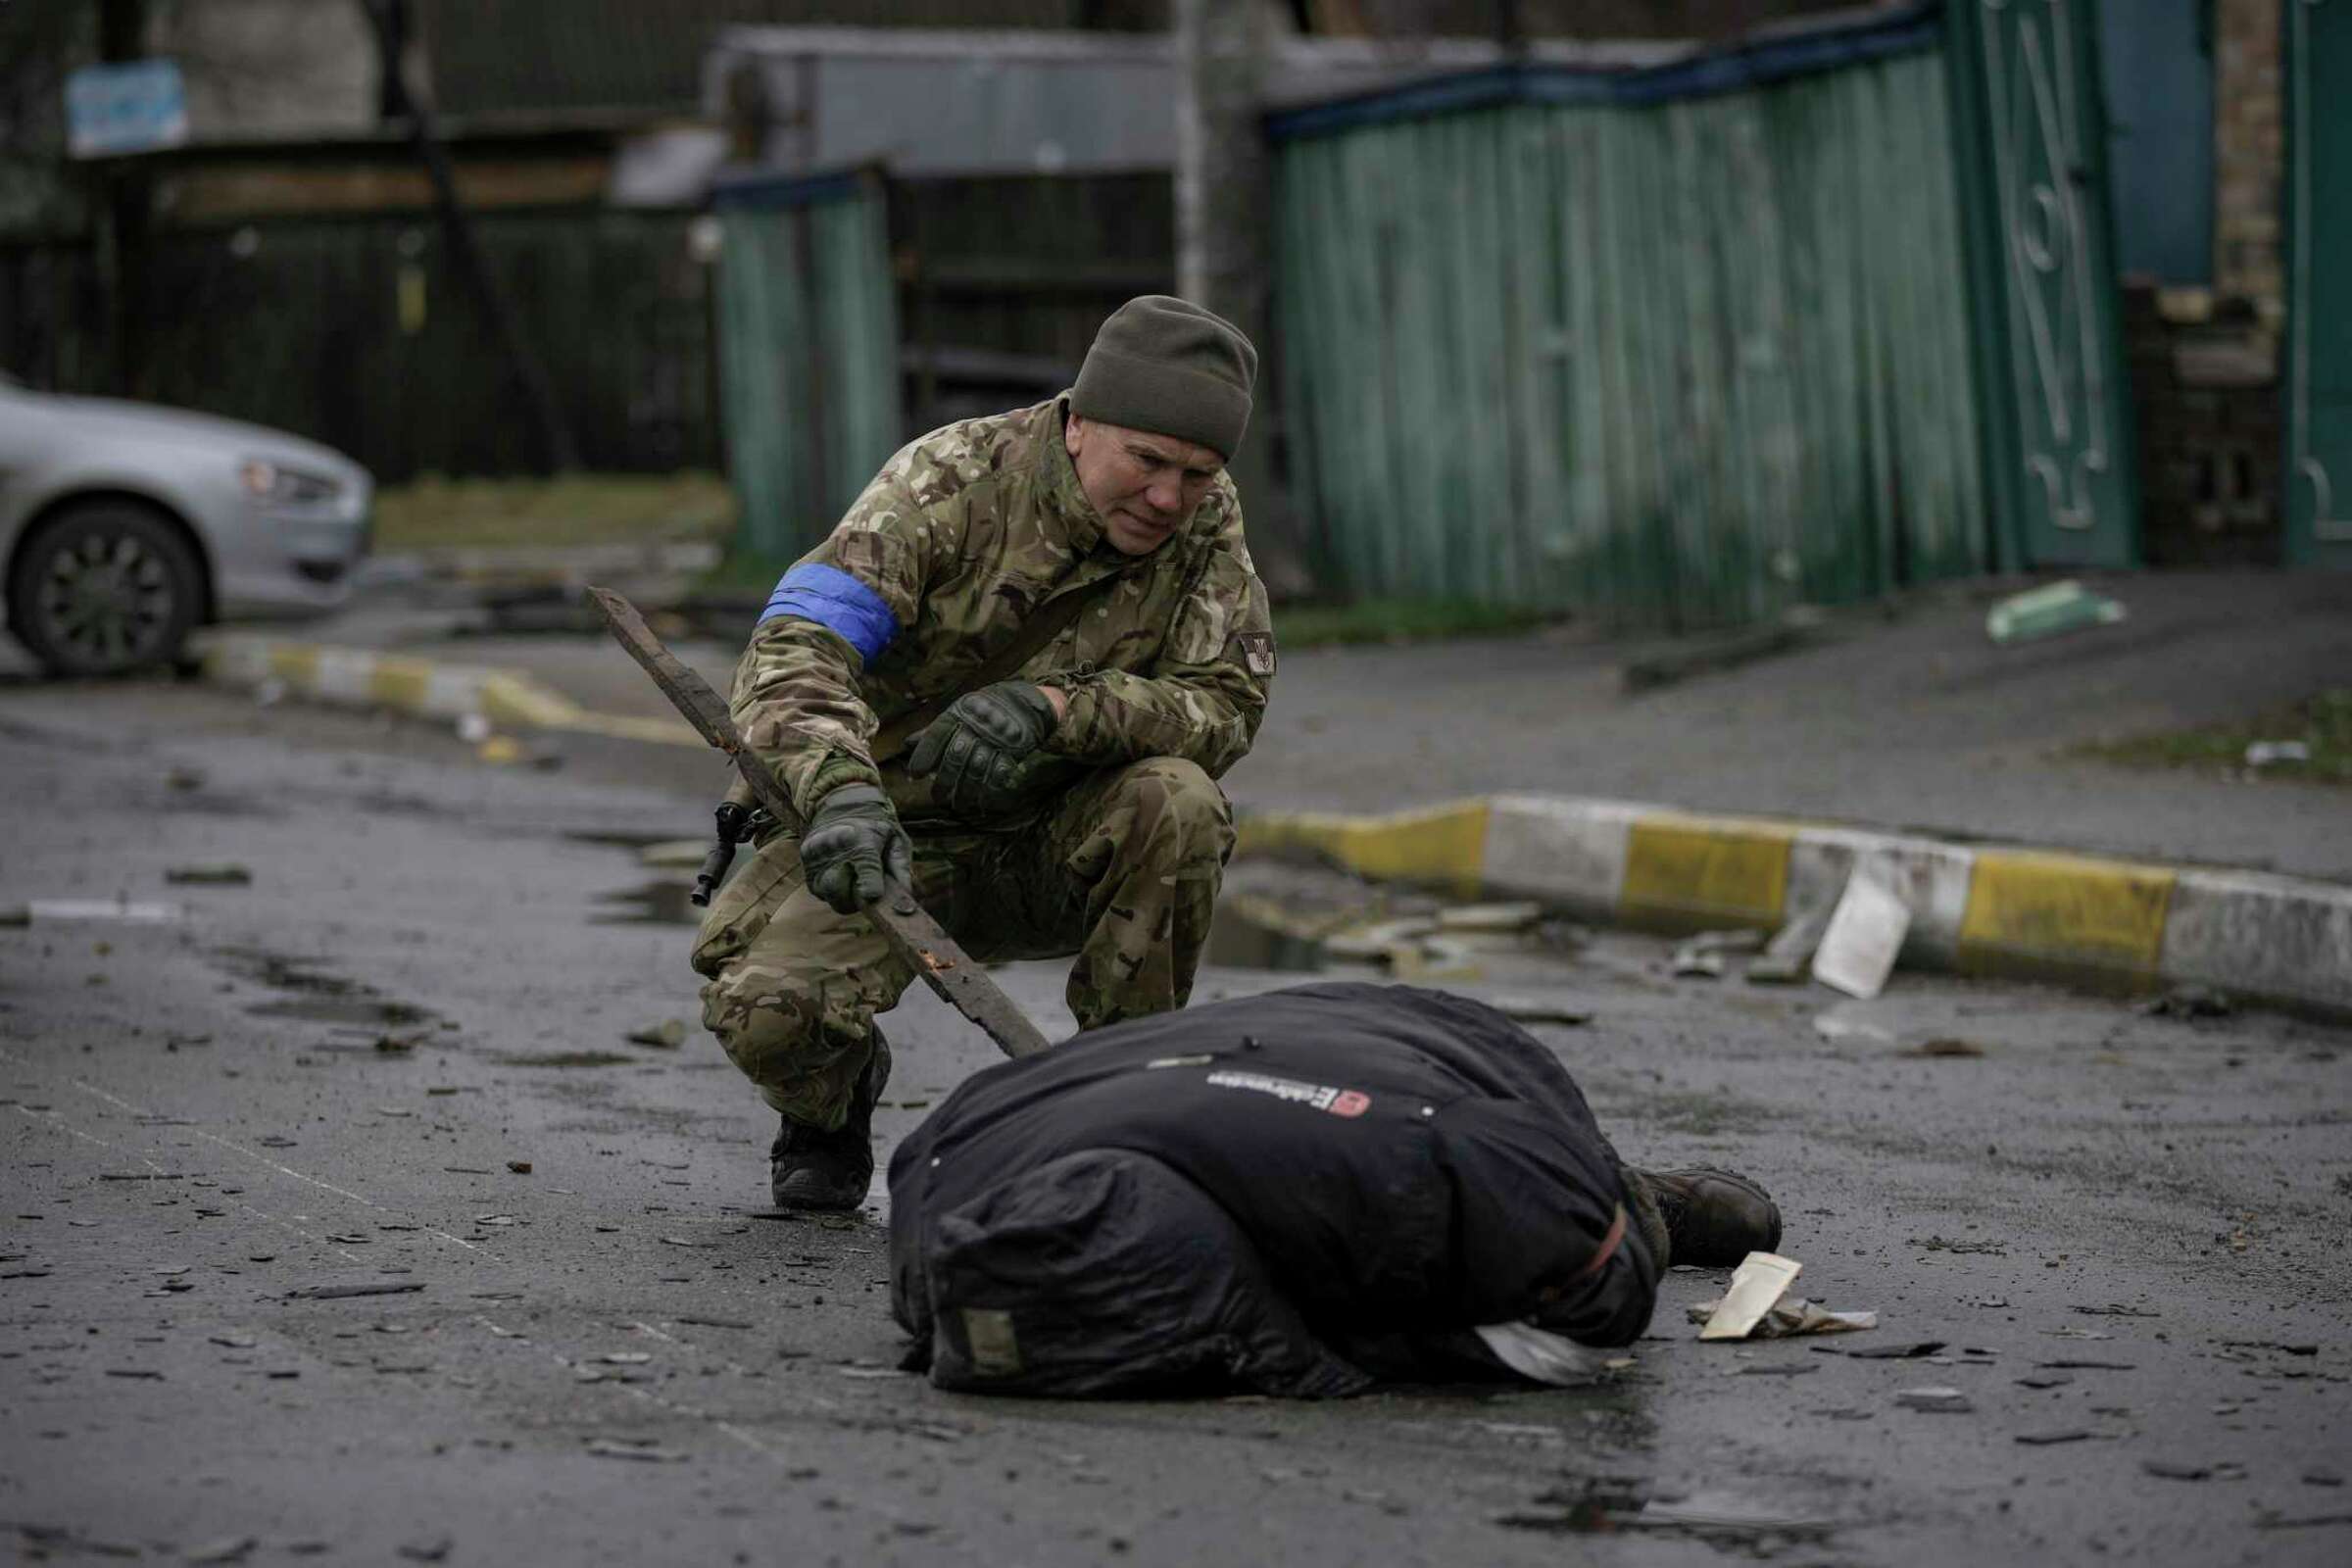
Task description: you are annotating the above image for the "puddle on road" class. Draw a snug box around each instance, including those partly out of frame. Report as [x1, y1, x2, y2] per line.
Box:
[1499, 1476, 1833, 1545]
[213, 947, 440, 1029]
[493, 1051, 638, 1068]
[247, 995, 434, 1027]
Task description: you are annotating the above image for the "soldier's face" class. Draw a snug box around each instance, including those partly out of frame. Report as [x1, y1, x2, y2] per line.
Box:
[1064, 413, 1225, 556]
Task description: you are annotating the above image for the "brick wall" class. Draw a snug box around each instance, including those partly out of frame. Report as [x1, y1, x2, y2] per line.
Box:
[2213, 0, 2283, 318]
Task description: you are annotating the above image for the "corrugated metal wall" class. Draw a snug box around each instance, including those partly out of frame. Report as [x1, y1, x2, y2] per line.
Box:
[715, 172, 903, 558]
[1274, 47, 1984, 626]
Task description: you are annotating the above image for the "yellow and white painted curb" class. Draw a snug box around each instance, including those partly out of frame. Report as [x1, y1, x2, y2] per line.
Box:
[194, 634, 704, 749]
[1237, 795, 2352, 1016]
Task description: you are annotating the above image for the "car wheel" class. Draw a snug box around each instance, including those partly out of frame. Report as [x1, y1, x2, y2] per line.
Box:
[7, 501, 205, 677]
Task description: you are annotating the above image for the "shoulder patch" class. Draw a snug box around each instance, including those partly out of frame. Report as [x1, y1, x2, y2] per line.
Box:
[1237, 630, 1277, 678]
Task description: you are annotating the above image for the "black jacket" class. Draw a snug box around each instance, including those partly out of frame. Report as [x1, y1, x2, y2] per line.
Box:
[887, 981, 1656, 1396]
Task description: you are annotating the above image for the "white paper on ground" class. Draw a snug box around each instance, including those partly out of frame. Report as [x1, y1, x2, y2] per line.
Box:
[1811, 868, 1911, 999]
[1475, 1321, 1609, 1385]
[1698, 1251, 1803, 1341]
[26, 900, 181, 923]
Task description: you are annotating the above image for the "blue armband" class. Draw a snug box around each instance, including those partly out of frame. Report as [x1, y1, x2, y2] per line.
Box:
[759, 564, 901, 664]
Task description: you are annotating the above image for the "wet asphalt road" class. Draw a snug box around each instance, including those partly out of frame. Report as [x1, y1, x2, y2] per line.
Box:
[2, 679, 2348, 1567]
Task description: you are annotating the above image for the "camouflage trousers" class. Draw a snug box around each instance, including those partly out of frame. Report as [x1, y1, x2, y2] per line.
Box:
[691, 757, 1234, 1127]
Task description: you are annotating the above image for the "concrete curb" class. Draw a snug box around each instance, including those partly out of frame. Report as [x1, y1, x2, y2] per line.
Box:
[193, 633, 704, 749]
[1235, 796, 2352, 1017]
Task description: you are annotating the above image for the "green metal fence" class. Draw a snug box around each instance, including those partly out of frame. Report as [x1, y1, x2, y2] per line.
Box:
[714, 169, 903, 560]
[1272, 28, 1985, 626]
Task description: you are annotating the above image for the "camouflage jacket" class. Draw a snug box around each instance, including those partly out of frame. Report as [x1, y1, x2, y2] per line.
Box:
[732, 397, 1276, 827]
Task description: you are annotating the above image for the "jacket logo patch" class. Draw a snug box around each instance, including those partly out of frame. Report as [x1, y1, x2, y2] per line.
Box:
[1237, 631, 1277, 677]
[1204, 1069, 1369, 1117]
[961, 1307, 1023, 1376]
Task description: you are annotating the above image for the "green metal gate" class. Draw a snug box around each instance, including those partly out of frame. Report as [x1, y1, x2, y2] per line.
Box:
[1945, 0, 2139, 569]
[2286, 0, 2352, 567]
[713, 169, 903, 561]
[1269, 13, 1986, 627]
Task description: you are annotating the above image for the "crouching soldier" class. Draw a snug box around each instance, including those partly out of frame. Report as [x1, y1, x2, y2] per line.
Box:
[694, 297, 1276, 1210]
[889, 981, 1785, 1396]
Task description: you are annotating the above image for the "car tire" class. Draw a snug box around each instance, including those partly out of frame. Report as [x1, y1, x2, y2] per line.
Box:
[7, 500, 206, 677]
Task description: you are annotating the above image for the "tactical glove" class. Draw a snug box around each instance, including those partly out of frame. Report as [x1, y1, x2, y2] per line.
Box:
[906, 680, 1064, 820]
[798, 784, 913, 915]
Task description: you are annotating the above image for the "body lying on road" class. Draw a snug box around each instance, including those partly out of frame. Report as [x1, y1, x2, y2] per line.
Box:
[887, 981, 1782, 1396]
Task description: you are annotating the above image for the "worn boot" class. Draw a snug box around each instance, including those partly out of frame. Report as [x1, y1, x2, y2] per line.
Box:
[769, 1032, 893, 1212]
[1622, 1165, 1782, 1268]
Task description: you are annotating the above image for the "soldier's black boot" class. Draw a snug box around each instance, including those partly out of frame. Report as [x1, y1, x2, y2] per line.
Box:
[770, 1032, 892, 1212]
[1621, 1165, 1782, 1268]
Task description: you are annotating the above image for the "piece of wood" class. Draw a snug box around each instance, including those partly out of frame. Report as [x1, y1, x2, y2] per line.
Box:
[586, 585, 1051, 1060]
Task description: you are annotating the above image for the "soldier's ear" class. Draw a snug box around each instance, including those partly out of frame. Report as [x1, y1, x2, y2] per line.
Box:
[1064, 413, 1087, 458]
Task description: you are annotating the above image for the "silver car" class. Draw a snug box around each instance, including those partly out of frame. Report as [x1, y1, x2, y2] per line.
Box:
[0, 373, 372, 675]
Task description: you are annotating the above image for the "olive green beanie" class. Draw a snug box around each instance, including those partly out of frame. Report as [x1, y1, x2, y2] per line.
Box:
[1070, 295, 1257, 459]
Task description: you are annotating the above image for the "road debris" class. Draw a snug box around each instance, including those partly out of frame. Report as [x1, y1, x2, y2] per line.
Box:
[1387, 937, 1483, 982]
[2140, 984, 2231, 1019]
[1843, 1341, 1945, 1360]
[395, 1537, 453, 1562]
[2017, 1373, 2074, 1389]
[1913, 1234, 2006, 1254]
[1689, 1296, 1876, 1339]
[1322, 917, 1439, 960]
[1697, 1252, 1803, 1341]
[1746, 897, 1835, 985]
[2244, 739, 2311, 767]
[167, 864, 253, 886]
[1812, 869, 1910, 999]
[1670, 929, 1762, 979]
[586, 1438, 687, 1462]
[16, 899, 182, 924]
[626, 1019, 687, 1049]
[288, 1282, 425, 1300]
[1436, 902, 1542, 933]
[1903, 1038, 1986, 1057]
[184, 1536, 259, 1564]
[507, 1160, 532, 1174]
[2142, 1459, 2216, 1482]
[1894, 1387, 1973, 1413]
[2014, 1429, 2099, 1446]
[1984, 578, 2127, 643]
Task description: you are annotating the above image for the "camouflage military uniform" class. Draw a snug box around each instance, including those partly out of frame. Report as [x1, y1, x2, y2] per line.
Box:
[692, 397, 1276, 1126]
